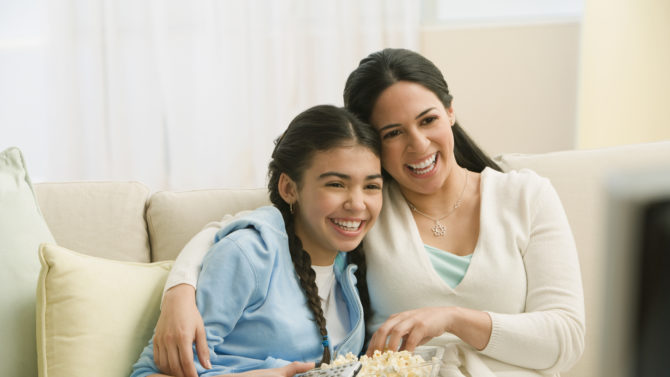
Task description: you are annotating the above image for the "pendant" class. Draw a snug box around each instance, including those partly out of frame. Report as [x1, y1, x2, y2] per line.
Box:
[431, 222, 446, 237]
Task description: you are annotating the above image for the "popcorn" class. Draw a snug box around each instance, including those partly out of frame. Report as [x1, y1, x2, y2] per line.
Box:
[321, 350, 435, 377]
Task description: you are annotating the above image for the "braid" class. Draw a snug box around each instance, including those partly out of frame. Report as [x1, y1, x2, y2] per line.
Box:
[283, 211, 331, 365]
[348, 245, 372, 342]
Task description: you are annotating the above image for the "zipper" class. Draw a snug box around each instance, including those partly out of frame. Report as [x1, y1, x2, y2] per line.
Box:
[333, 263, 364, 357]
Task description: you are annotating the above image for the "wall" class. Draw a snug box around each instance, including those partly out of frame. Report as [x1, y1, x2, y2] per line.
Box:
[421, 21, 581, 157]
[577, 0, 670, 148]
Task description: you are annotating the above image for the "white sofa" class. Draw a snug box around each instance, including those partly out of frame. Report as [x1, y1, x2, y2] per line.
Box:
[3, 141, 670, 377]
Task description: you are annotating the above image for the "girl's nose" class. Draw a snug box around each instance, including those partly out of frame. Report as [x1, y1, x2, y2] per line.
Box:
[344, 189, 365, 211]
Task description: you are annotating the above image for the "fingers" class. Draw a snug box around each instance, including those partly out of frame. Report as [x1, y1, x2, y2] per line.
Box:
[155, 341, 173, 376]
[400, 329, 430, 352]
[195, 323, 211, 370]
[366, 313, 405, 355]
[167, 341, 186, 377]
[178, 340, 198, 377]
[281, 361, 315, 376]
[366, 310, 437, 355]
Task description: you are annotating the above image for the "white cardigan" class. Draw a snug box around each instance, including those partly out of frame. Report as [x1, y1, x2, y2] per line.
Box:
[364, 168, 585, 376]
[165, 168, 585, 376]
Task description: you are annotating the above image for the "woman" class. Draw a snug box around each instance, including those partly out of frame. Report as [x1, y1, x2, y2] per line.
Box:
[131, 105, 383, 377]
[155, 49, 585, 377]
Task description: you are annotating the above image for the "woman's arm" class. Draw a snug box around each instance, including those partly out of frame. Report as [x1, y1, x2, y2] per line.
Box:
[154, 284, 209, 377]
[155, 212, 251, 377]
[366, 306, 491, 355]
[479, 181, 585, 372]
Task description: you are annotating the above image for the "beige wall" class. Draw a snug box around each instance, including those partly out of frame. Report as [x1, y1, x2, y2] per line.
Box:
[577, 0, 670, 148]
[421, 22, 581, 157]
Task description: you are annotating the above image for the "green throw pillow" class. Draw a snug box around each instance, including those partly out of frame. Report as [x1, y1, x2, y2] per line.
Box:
[0, 146, 56, 377]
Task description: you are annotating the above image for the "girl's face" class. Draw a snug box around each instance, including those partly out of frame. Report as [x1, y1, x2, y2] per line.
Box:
[290, 145, 383, 266]
[369, 81, 457, 196]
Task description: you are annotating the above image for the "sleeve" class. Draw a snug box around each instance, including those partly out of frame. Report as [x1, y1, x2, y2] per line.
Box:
[481, 179, 586, 373]
[162, 210, 253, 297]
[196, 236, 259, 353]
[133, 235, 262, 377]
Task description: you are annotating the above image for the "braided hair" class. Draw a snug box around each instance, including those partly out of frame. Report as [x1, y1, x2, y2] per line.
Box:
[343, 48, 502, 174]
[267, 105, 379, 365]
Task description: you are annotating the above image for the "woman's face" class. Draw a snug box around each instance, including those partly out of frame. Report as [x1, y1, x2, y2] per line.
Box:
[292, 145, 383, 265]
[369, 81, 457, 195]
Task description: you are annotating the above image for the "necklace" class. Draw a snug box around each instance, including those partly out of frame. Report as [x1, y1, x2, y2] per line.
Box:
[406, 170, 469, 237]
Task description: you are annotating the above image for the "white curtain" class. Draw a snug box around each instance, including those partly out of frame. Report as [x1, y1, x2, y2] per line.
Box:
[3, 0, 420, 190]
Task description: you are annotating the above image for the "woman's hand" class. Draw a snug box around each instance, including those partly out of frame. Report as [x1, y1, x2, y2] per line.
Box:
[366, 307, 492, 355]
[153, 284, 210, 377]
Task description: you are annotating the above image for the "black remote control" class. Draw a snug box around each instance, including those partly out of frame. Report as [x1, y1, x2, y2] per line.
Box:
[295, 361, 362, 377]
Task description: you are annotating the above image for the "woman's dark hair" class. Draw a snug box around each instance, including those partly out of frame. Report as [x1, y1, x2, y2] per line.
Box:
[267, 104, 379, 365]
[343, 48, 501, 173]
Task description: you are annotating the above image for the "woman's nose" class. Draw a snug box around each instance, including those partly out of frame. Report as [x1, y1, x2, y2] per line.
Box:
[406, 128, 429, 152]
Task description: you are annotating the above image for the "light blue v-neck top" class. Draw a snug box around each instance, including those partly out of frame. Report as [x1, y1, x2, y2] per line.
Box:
[424, 244, 473, 288]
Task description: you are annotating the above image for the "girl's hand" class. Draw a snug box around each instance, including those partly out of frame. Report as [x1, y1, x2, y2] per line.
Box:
[221, 362, 316, 377]
[366, 307, 492, 355]
[153, 284, 210, 377]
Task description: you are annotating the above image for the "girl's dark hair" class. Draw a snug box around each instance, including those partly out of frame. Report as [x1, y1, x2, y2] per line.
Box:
[267, 104, 379, 365]
[343, 48, 501, 173]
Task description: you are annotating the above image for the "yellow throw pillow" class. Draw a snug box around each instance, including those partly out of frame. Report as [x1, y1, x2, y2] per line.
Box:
[36, 243, 173, 377]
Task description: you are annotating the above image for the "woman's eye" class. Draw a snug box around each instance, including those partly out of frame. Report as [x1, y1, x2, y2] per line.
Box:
[366, 183, 382, 190]
[326, 182, 344, 188]
[421, 116, 437, 125]
[382, 129, 401, 140]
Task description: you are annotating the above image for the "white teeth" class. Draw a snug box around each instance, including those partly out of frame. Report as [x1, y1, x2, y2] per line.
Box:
[407, 153, 437, 175]
[332, 219, 361, 231]
[407, 153, 436, 169]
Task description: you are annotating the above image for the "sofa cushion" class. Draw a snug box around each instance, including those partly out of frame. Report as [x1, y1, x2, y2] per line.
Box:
[0, 146, 56, 377]
[36, 243, 172, 377]
[34, 181, 151, 262]
[147, 188, 270, 261]
[494, 140, 670, 377]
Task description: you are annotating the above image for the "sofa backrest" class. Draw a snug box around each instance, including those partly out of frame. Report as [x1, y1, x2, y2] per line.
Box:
[494, 140, 670, 377]
[34, 181, 152, 262]
[146, 188, 270, 261]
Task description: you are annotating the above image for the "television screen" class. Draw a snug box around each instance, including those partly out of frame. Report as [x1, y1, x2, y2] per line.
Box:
[634, 200, 670, 376]
[600, 169, 670, 377]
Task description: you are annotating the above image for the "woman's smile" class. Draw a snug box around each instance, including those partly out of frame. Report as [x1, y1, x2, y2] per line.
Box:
[406, 152, 438, 177]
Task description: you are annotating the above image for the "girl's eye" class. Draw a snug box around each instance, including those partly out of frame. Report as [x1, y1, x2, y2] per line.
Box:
[366, 183, 382, 190]
[382, 129, 401, 140]
[326, 182, 344, 188]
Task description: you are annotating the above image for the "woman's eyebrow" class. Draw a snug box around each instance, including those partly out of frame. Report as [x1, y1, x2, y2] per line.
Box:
[378, 107, 436, 132]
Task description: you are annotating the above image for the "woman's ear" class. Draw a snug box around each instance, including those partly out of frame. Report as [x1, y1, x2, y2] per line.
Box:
[278, 173, 298, 205]
[446, 105, 456, 127]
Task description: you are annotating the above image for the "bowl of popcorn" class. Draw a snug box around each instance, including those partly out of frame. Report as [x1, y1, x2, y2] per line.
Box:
[322, 346, 445, 377]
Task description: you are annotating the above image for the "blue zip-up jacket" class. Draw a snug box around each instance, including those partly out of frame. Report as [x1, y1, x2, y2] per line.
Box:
[131, 206, 365, 377]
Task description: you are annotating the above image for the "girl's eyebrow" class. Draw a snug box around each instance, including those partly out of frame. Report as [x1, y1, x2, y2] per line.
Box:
[318, 172, 383, 180]
[378, 107, 436, 132]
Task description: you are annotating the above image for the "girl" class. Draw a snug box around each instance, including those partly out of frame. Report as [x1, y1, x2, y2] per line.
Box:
[131, 105, 383, 377]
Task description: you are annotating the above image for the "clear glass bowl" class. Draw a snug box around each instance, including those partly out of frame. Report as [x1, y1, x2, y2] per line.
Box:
[356, 346, 445, 377]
